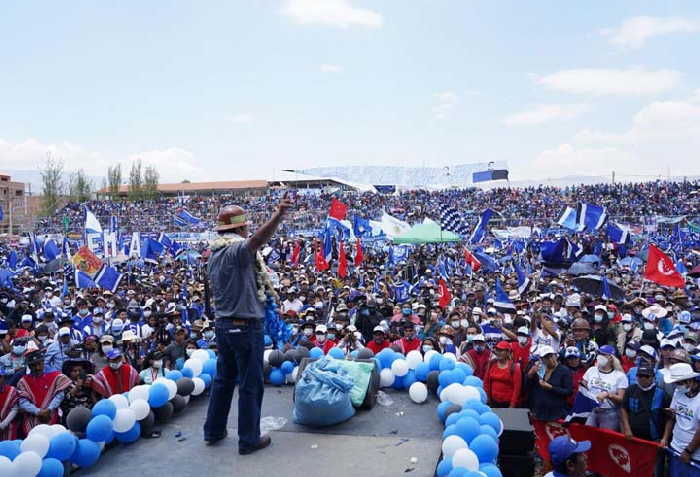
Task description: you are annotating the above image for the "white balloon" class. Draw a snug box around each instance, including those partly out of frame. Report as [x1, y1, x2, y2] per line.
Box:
[113, 408, 137, 433]
[192, 349, 210, 363]
[405, 350, 423, 370]
[439, 383, 463, 403]
[453, 385, 481, 407]
[28, 424, 52, 438]
[441, 435, 468, 458]
[49, 424, 68, 438]
[109, 393, 130, 409]
[0, 456, 13, 477]
[129, 399, 151, 421]
[390, 359, 409, 377]
[423, 349, 438, 363]
[443, 352, 457, 363]
[129, 385, 150, 403]
[408, 382, 428, 404]
[192, 377, 206, 396]
[452, 447, 479, 471]
[12, 451, 42, 477]
[264, 349, 273, 364]
[290, 366, 299, 383]
[379, 369, 395, 388]
[183, 358, 203, 377]
[154, 378, 177, 400]
[20, 434, 49, 458]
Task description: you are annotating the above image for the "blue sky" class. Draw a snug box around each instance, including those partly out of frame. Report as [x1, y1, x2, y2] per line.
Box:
[1, 1, 700, 183]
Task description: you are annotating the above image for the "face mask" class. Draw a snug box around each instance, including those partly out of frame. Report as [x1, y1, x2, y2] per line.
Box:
[299, 296, 306, 303]
[439, 336, 448, 345]
[460, 319, 469, 328]
[190, 332, 198, 339]
[316, 334, 326, 343]
[467, 334, 475, 342]
[12, 345, 26, 355]
[79, 309, 89, 316]
[422, 345, 433, 353]
[46, 293, 53, 298]
[93, 317, 103, 324]
[107, 302, 115, 308]
[38, 336, 47, 342]
[623, 323, 633, 332]
[504, 317, 513, 325]
[314, 302, 323, 308]
[518, 336, 528, 345]
[109, 362, 122, 370]
[303, 329, 313, 337]
[475, 345, 485, 352]
[625, 349, 637, 358]
[143, 311, 152, 318]
[186, 349, 195, 357]
[374, 337, 384, 344]
[684, 344, 695, 353]
[643, 322, 655, 330]
[608, 312, 615, 319]
[153, 360, 163, 369]
[638, 381, 656, 392]
[451, 321, 460, 328]
[594, 314, 603, 323]
[327, 333, 336, 340]
[102, 345, 113, 353]
[291, 326, 299, 336]
[677, 384, 689, 394]
[0, 298, 7, 304]
[596, 355, 610, 368]
[335, 323, 344, 331]
[204, 331, 215, 339]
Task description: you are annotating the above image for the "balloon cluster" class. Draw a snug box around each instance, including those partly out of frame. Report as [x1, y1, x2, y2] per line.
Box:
[264, 296, 291, 347]
[0, 352, 218, 477]
[264, 348, 308, 386]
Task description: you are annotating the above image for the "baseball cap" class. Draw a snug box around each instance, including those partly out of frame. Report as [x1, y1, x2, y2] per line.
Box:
[516, 326, 529, 336]
[598, 345, 616, 355]
[58, 327, 71, 337]
[372, 325, 385, 334]
[106, 349, 122, 360]
[637, 363, 655, 377]
[495, 341, 511, 351]
[315, 324, 327, 334]
[564, 346, 581, 359]
[549, 436, 591, 466]
[472, 334, 485, 342]
[21, 315, 33, 323]
[639, 345, 658, 361]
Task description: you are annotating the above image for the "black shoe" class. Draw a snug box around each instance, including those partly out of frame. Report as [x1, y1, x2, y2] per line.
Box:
[205, 429, 228, 446]
[239, 434, 272, 455]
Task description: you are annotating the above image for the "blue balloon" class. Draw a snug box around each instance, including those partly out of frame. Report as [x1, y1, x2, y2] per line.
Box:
[309, 347, 324, 359]
[280, 360, 295, 374]
[207, 349, 216, 359]
[165, 370, 183, 381]
[86, 415, 114, 443]
[455, 362, 473, 376]
[175, 357, 185, 370]
[328, 347, 345, 360]
[264, 335, 272, 346]
[478, 412, 502, 435]
[350, 350, 358, 359]
[478, 387, 487, 404]
[0, 440, 21, 459]
[438, 370, 452, 387]
[429, 353, 442, 371]
[461, 409, 481, 421]
[455, 416, 481, 443]
[437, 385, 444, 397]
[148, 382, 170, 408]
[378, 349, 396, 369]
[203, 359, 217, 376]
[437, 401, 453, 423]
[436, 458, 453, 477]
[439, 357, 455, 371]
[464, 375, 483, 388]
[414, 362, 430, 381]
[47, 432, 77, 461]
[269, 368, 284, 386]
[445, 412, 462, 427]
[403, 370, 417, 389]
[471, 434, 499, 463]
[181, 367, 194, 378]
[115, 422, 141, 444]
[91, 399, 117, 419]
[391, 375, 404, 390]
[200, 373, 212, 388]
[452, 368, 466, 384]
[447, 468, 469, 477]
[37, 457, 64, 477]
[479, 425, 499, 441]
[479, 463, 503, 477]
[442, 424, 457, 439]
[71, 439, 101, 468]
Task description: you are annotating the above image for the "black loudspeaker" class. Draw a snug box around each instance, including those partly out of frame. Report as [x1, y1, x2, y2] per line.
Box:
[498, 453, 536, 477]
[492, 408, 535, 456]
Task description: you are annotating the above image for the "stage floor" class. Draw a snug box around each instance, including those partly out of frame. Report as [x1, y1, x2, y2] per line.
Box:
[80, 387, 443, 477]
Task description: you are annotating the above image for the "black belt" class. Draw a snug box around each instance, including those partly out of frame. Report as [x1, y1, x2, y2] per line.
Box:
[216, 317, 259, 326]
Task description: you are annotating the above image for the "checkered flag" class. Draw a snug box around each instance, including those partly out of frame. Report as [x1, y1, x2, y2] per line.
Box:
[437, 204, 470, 236]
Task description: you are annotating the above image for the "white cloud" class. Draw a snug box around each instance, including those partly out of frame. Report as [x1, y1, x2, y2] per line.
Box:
[224, 113, 253, 124]
[602, 16, 700, 49]
[533, 143, 637, 176]
[281, 0, 383, 29]
[320, 64, 344, 73]
[503, 104, 591, 126]
[538, 68, 681, 96]
[126, 148, 204, 182]
[433, 91, 458, 120]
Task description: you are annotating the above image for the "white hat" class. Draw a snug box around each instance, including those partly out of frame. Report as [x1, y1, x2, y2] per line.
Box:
[110, 318, 124, 332]
[621, 313, 634, 323]
[594, 305, 607, 312]
[58, 327, 71, 337]
[472, 334, 485, 342]
[642, 305, 668, 320]
[487, 307, 497, 315]
[508, 290, 520, 299]
[21, 314, 33, 322]
[315, 324, 327, 333]
[372, 325, 385, 334]
[472, 307, 483, 315]
[665, 363, 700, 384]
[537, 345, 556, 357]
[121, 330, 140, 342]
[565, 294, 581, 308]
[516, 326, 529, 336]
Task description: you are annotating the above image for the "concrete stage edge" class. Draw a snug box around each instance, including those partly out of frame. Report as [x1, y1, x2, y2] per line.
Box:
[79, 387, 443, 477]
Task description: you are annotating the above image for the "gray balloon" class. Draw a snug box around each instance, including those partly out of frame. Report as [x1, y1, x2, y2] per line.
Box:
[357, 348, 375, 359]
[176, 377, 195, 396]
[153, 402, 174, 422]
[139, 410, 155, 436]
[284, 349, 298, 364]
[268, 350, 285, 368]
[426, 371, 440, 394]
[66, 406, 92, 433]
[295, 347, 310, 360]
[171, 395, 187, 413]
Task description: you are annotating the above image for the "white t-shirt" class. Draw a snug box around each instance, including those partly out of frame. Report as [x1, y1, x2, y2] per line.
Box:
[670, 389, 700, 460]
[582, 366, 628, 409]
[282, 299, 303, 313]
[530, 328, 561, 353]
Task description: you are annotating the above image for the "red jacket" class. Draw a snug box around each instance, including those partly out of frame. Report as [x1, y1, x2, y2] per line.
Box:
[466, 348, 491, 379]
[567, 365, 587, 407]
[393, 337, 421, 354]
[312, 337, 337, 354]
[511, 340, 531, 371]
[484, 359, 522, 407]
[366, 339, 391, 355]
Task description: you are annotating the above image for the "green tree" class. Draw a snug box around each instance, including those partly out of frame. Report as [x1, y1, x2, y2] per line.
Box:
[40, 154, 64, 216]
[143, 164, 160, 200]
[128, 159, 143, 201]
[68, 169, 93, 202]
[107, 163, 122, 199]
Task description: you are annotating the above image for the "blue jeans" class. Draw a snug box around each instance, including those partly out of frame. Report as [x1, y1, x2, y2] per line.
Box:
[203, 319, 264, 451]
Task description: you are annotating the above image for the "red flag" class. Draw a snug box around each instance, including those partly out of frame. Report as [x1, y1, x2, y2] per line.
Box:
[291, 241, 301, 265]
[438, 278, 452, 308]
[463, 248, 481, 273]
[329, 198, 348, 220]
[338, 241, 348, 278]
[531, 418, 569, 463]
[644, 244, 685, 287]
[568, 424, 658, 477]
[354, 238, 363, 267]
[315, 242, 329, 272]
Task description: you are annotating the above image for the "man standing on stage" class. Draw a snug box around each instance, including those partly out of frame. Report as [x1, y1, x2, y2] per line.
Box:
[203, 195, 292, 454]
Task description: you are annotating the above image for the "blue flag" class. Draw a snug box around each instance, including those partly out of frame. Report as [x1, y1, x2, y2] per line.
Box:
[469, 208, 495, 244]
[142, 238, 165, 263]
[514, 261, 531, 295]
[94, 264, 123, 292]
[565, 386, 601, 422]
[42, 239, 60, 262]
[7, 250, 18, 270]
[352, 215, 372, 238]
[606, 222, 629, 245]
[394, 281, 411, 303]
[578, 203, 607, 232]
[557, 206, 581, 231]
[494, 278, 516, 311]
[74, 269, 96, 289]
[473, 251, 498, 272]
[176, 209, 201, 225]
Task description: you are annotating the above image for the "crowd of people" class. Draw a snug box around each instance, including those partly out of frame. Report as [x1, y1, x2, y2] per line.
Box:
[2, 178, 700, 475]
